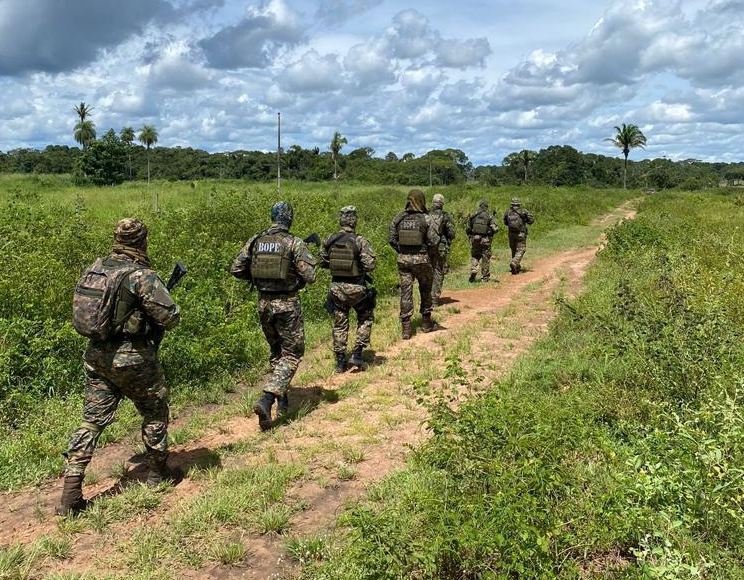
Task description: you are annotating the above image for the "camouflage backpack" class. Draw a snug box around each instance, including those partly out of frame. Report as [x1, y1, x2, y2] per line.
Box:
[506, 209, 524, 233]
[471, 212, 491, 235]
[327, 232, 362, 279]
[72, 258, 142, 341]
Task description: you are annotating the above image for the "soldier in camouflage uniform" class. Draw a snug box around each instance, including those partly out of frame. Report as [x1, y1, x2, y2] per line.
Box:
[466, 200, 499, 282]
[503, 198, 535, 274]
[319, 206, 377, 373]
[231, 202, 317, 431]
[429, 193, 456, 307]
[58, 218, 181, 516]
[389, 189, 440, 339]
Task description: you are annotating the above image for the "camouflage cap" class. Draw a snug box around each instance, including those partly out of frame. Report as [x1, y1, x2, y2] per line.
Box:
[271, 201, 294, 226]
[339, 205, 358, 228]
[432, 193, 445, 207]
[478, 199, 489, 209]
[114, 218, 147, 247]
[511, 198, 521, 206]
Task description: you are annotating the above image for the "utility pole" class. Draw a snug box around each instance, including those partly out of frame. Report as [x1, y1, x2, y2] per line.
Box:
[277, 112, 282, 195]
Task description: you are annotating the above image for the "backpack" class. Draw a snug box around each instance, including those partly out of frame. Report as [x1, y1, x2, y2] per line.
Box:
[250, 233, 293, 282]
[506, 209, 524, 233]
[327, 233, 362, 279]
[397, 214, 427, 249]
[471, 212, 491, 235]
[72, 258, 142, 341]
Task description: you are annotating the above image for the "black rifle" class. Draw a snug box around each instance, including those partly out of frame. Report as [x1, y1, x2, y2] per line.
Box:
[304, 232, 321, 247]
[166, 262, 187, 291]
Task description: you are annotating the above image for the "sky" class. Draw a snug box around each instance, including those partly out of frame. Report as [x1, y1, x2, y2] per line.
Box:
[0, 0, 742, 165]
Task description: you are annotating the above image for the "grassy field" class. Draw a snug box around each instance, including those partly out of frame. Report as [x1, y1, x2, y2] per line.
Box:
[0, 175, 633, 490]
[299, 190, 744, 579]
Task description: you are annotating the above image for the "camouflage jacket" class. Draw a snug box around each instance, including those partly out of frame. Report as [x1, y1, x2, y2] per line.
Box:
[389, 211, 440, 265]
[466, 210, 499, 239]
[503, 207, 535, 236]
[430, 208, 456, 252]
[230, 224, 317, 294]
[319, 227, 376, 284]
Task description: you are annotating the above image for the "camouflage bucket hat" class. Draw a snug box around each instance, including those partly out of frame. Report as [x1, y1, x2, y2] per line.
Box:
[432, 193, 445, 207]
[114, 218, 147, 247]
[339, 205, 357, 228]
[511, 198, 521, 206]
[271, 201, 294, 226]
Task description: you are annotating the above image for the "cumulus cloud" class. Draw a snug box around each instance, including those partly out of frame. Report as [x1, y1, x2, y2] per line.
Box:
[315, 0, 383, 25]
[281, 50, 343, 93]
[0, 0, 178, 75]
[199, 0, 304, 69]
[148, 43, 213, 91]
[344, 38, 396, 89]
[435, 37, 491, 68]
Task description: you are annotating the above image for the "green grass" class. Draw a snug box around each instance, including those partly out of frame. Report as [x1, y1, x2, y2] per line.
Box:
[301, 190, 744, 579]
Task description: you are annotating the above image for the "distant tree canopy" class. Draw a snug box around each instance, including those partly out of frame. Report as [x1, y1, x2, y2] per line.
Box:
[0, 138, 740, 190]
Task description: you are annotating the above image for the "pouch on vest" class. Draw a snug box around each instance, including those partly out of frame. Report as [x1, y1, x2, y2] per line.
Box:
[329, 234, 362, 278]
[471, 213, 491, 235]
[250, 234, 292, 281]
[506, 210, 524, 233]
[72, 258, 140, 341]
[397, 215, 425, 248]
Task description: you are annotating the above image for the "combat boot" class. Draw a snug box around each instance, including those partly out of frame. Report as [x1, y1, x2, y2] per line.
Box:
[146, 456, 183, 488]
[334, 352, 348, 374]
[276, 394, 289, 420]
[253, 391, 275, 431]
[468, 273, 477, 283]
[421, 314, 435, 333]
[348, 347, 367, 371]
[55, 473, 87, 516]
[401, 318, 412, 340]
[510, 263, 518, 275]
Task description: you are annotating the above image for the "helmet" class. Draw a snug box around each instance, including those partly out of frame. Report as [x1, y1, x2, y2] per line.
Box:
[510, 198, 521, 206]
[339, 205, 357, 228]
[271, 201, 294, 227]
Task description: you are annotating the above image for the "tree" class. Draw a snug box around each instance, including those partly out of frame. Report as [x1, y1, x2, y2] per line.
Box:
[385, 151, 399, 162]
[72, 102, 96, 149]
[74, 129, 126, 185]
[120, 126, 135, 179]
[518, 149, 537, 182]
[73, 102, 93, 123]
[605, 123, 647, 189]
[330, 131, 347, 180]
[138, 125, 158, 184]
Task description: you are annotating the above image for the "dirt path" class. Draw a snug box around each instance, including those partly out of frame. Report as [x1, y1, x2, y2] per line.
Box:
[1, 203, 636, 579]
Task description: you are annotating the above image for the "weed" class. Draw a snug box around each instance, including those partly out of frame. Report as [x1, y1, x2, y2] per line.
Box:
[336, 463, 358, 481]
[209, 539, 248, 565]
[256, 504, 293, 534]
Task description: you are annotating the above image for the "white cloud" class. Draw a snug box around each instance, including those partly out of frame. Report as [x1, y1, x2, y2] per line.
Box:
[281, 50, 344, 93]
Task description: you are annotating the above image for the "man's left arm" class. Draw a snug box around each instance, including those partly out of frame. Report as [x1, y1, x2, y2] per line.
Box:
[294, 238, 317, 285]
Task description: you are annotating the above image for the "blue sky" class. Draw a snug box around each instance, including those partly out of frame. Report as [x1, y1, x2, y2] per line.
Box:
[0, 0, 741, 164]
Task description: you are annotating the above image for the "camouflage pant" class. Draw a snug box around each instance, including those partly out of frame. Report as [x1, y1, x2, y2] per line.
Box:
[65, 354, 168, 476]
[470, 236, 493, 280]
[328, 282, 375, 354]
[430, 252, 449, 304]
[509, 233, 527, 270]
[258, 294, 305, 396]
[398, 262, 434, 320]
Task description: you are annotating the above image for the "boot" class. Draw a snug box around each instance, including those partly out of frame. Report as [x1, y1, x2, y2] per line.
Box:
[276, 394, 289, 420]
[401, 318, 412, 340]
[253, 391, 275, 431]
[510, 263, 518, 275]
[146, 456, 183, 488]
[468, 273, 477, 283]
[421, 314, 435, 333]
[55, 473, 87, 516]
[348, 347, 367, 371]
[334, 352, 348, 374]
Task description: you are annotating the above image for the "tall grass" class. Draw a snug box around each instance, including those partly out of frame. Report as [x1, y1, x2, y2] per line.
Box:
[0, 175, 631, 489]
[303, 190, 744, 578]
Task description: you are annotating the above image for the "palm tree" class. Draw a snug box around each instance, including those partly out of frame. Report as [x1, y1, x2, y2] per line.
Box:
[519, 149, 537, 183]
[605, 123, 647, 189]
[120, 126, 135, 180]
[73, 120, 96, 149]
[138, 125, 158, 184]
[73, 102, 93, 123]
[330, 131, 347, 181]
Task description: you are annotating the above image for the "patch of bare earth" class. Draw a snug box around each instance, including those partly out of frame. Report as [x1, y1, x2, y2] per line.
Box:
[1, 204, 636, 580]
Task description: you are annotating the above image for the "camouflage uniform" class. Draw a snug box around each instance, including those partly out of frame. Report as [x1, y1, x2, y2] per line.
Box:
[389, 190, 439, 337]
[429, 194, 456, 306]
[319, 207, 377, 365]
[467, 200, 499, 281]
[60, 218, 180, 514]
[231, 224, 316, 397]
[503, 199, 535, 274]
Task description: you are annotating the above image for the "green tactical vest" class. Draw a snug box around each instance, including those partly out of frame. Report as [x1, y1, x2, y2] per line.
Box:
[471, 212, 491, 235]
[250, 232, 296, 292]
[328, 232, 362, 279]
[397, 214, 427, 251]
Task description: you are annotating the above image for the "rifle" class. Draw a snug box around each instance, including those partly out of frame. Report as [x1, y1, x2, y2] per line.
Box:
[166, 262, 187, 291]
[304, 232, 321, 247]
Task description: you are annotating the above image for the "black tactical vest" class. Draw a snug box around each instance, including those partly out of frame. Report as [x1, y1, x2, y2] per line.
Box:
[250, 232, 298, 292]
[327, 232, 363, 280]
[397, 213, 428, 254]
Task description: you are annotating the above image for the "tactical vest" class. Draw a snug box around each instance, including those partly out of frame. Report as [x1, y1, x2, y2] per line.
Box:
[506, 209, 524, 233]
[249, 232, 297, 292]
[72, 258, 143, 341]
[397, 213, 427, 253]
[471, 212, 491, 235]
[327, 232, 363, 280]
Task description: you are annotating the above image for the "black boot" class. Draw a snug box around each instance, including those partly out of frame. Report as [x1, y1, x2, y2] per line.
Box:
[335, 352, 348, 374]
[276, 394, 289, 420]
[55, 473, 87, 516]
[421, 314, 435, 333]
[348, 347, 367, 371]
[510, 263, 518, 275]
[146, 456, 183, 488]
[401, 318, 412, 340]
[469, 273, 477, 283]
[253, 392, 275, 431]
